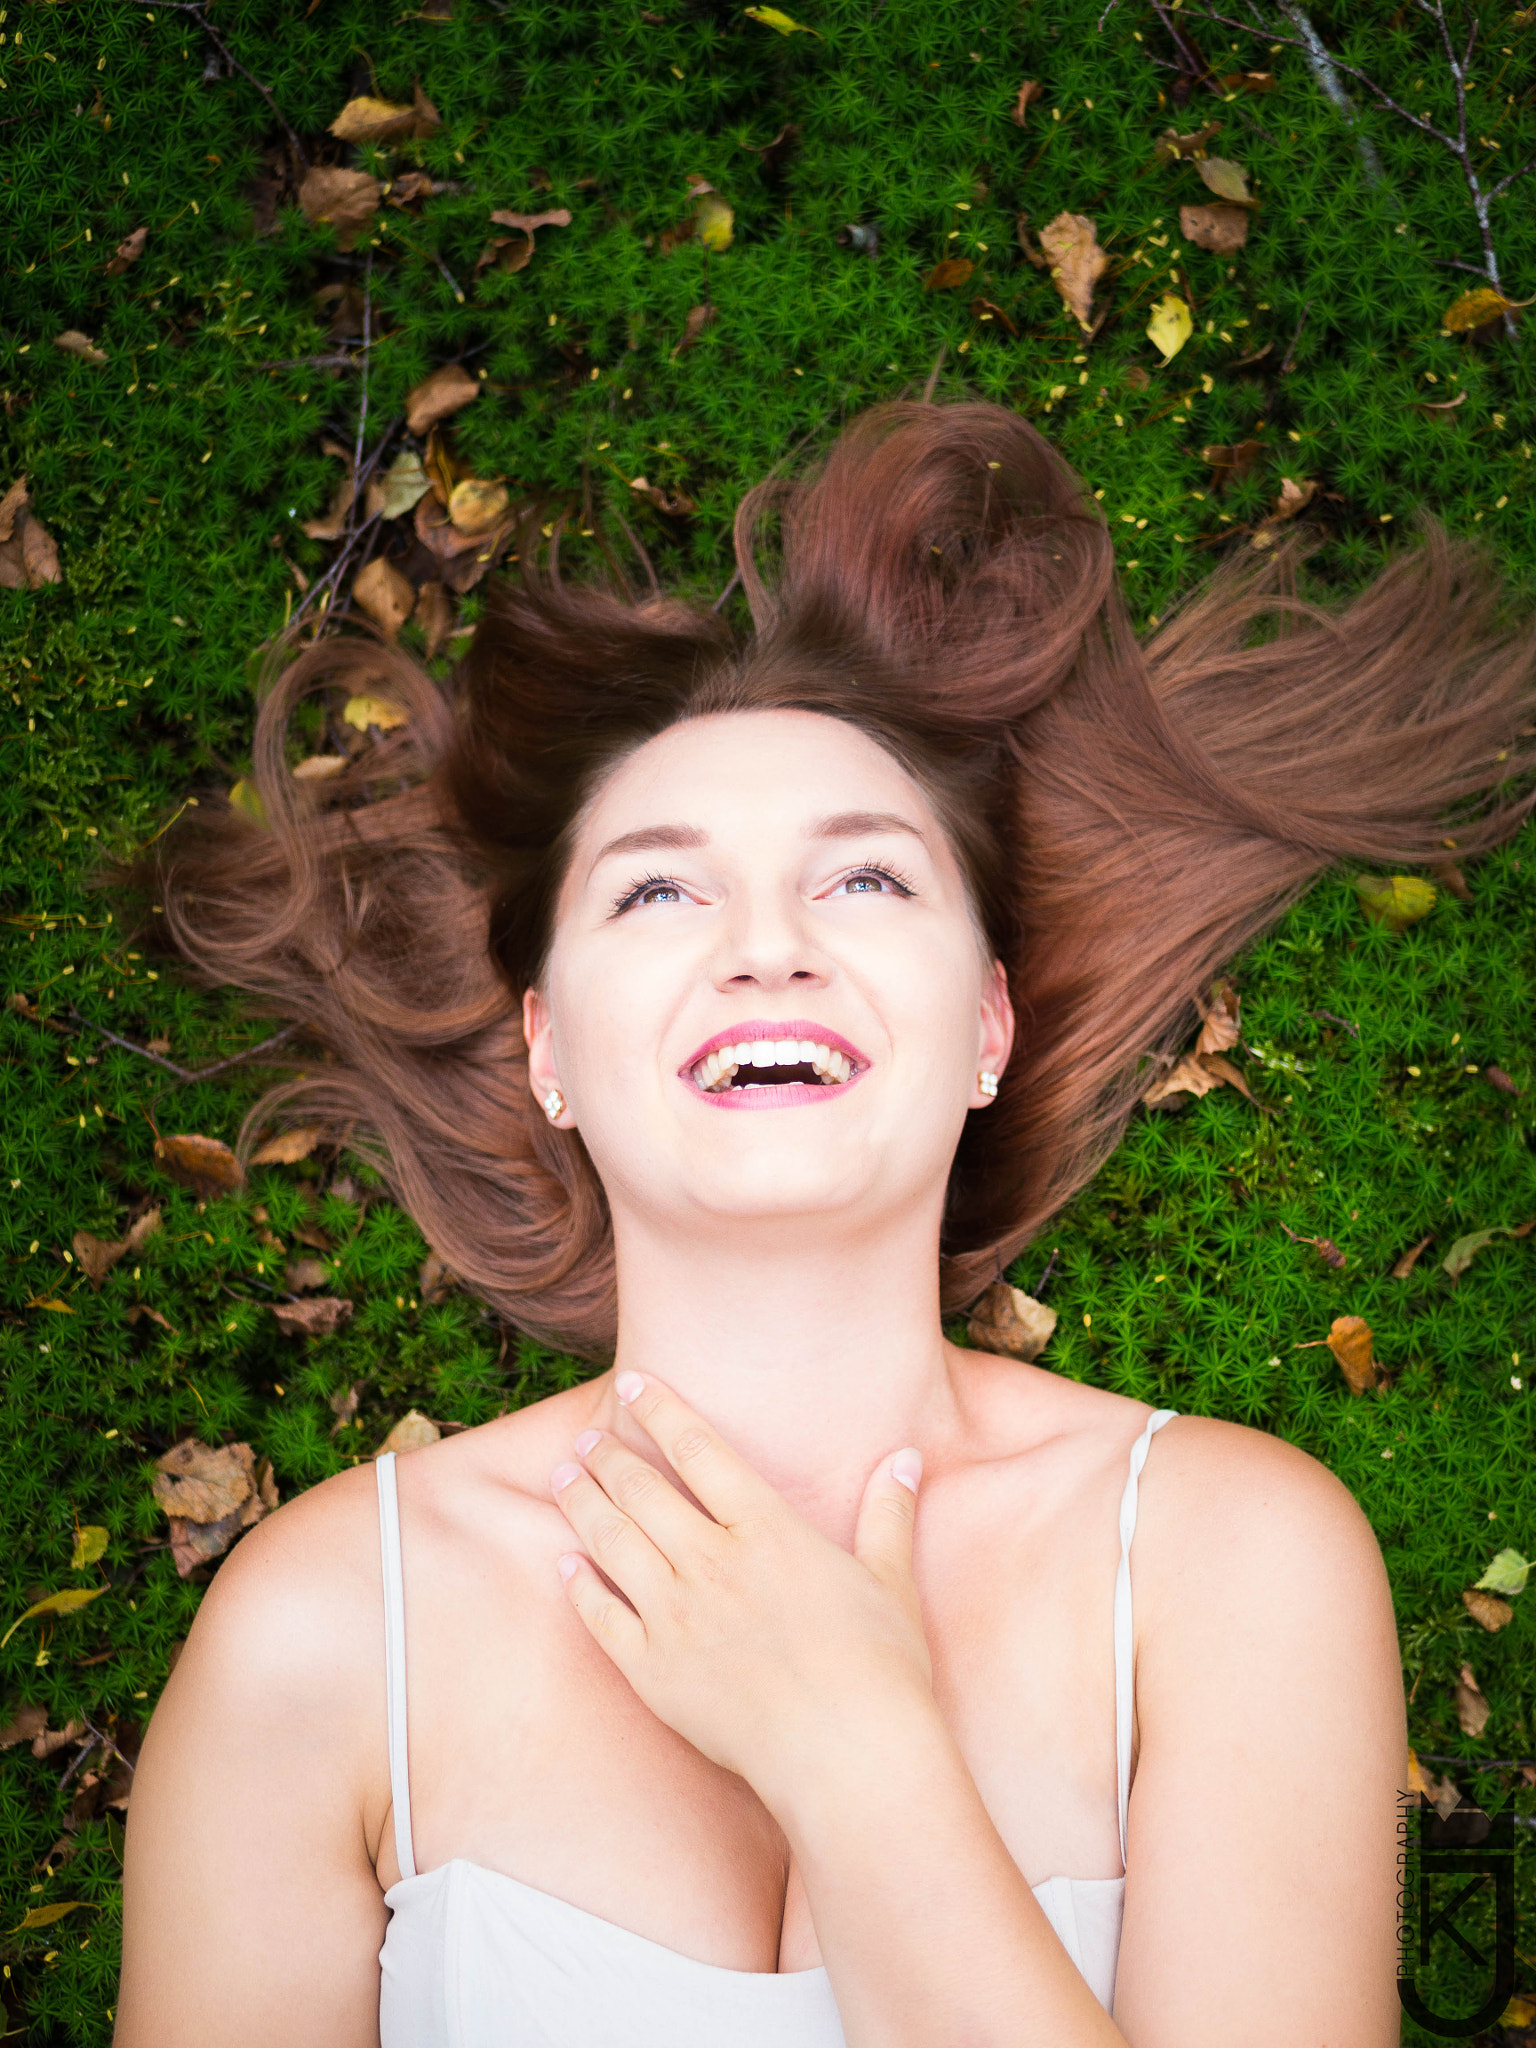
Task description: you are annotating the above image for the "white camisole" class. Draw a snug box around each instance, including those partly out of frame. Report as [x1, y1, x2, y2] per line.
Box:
[376, 1406, 1179, 2045]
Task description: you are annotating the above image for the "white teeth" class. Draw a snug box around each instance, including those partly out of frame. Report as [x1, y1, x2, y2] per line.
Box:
[774, 1038, 799, 1065]
[798, 1040, 817, 1063]
[693, 1037, 858, 1091]
[751, 1041, 775, 1068]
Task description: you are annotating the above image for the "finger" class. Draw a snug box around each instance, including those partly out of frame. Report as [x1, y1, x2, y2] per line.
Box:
[613, 1371, 776, 1530]
[557, 1551, 648, 1669]
[576, 1429, 716, 1567]
[551, 1459, 675, 1614]
[851, 1448, 922, 1593]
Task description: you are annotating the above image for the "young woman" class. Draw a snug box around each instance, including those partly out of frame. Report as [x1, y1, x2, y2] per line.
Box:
[112, 400, 1535, 2046]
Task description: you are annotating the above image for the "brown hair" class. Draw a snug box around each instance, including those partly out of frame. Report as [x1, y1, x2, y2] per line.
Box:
[122, 399, 1536, 1358]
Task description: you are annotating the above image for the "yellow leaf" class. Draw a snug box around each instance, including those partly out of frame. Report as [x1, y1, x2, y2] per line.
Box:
[1500, 1995, 1536, 2030]
[26, 1298, 75, 1314]
[251, 1125, 324, 1166]
[350, 556, 416, 642]
[377, 450, 432, 522]
[446, 478, 510, 535]
[10, 1901, 98, 1934]
[743, 5, 823, 34]
[1146, 292, 1192, 361]
[227, 778, 268, 827]
[1353, 873, 1435, 934]
[1442, 286, 1534, 333]
[70, 1526, 108, 1570]
[1, 1586, 108, 1652]
[1325, 1315, 1380, 1395]
[328, 95, 417, 143]
[342, 693, 409, 733]
[1194, 156, 1254, 206]
[694, 190, 734, 253]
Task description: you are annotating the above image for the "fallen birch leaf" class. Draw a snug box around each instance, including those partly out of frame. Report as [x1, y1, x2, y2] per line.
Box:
[104, 226, 148, 277]
[370, 449, 432, 522]
[1153, 121, 1226, 165]
[1462, 1587, 1514, 1631]
[342, 691, 409, 732]
[1474, 1547, 1530, 1596]
[251, 1125, 323, 1165]
[1442, 286, 1535, 333]
[923, 257, 975, 292]
[292, 753, 348, 781]
[1325, 1314, 1381, 1395]
[414, 579, 454, 660]
[1407, 1747, 1462, 1819]
[1012, 79, 1047, 126]
[1389, 1232, 1434, 1279]
[670, 302, 717, 359]
[1442, 1225, 1518, 1280]
[0, 476, 62, 590]
[351, 555, 416, 641]
[447, 478, 510, 534]
[1194, 156, 1255, 206]
[228, 777, 268, 827]
[413, 490, 512, 591]
[70, 1526, 109, 1570]
[0, 1587, 108, 1651]
[285, 1256, 331, 1293]
[10, 1902, 99, 1934]
[377, 1409, 442, 1456]
[966, 1281, 1058, 1362]
[1353, 874, 1435, 934]
[405, 361, 479, 434]
[1146, 292, 1193, 361]
[743, 6, 823, 35]
[479, 206, 572, 274]
[52, 329, 109, 365]
[153, 1439, 277, 1576]
[1038, 212, 1107, 331]
[687, 178, 734, 252]
[329, 82, 441, 143]
[153, 1133, 244, 1198]
[1142, 1052, 1221, 1106]
[1200, 439, 1266, 491]
[302, 465, 355, 542]
[72, 1206, 160, 1290]
[1195, 977, 1240, 1055]
[1179, 201, 1248, 254]
[0, 1704, 47, 1749]
[272, 1296, 354, 1336]
[328, 1379, 364, 1434]
[1454, 1662, 1490, 1739]
[298, 166, 381, 252]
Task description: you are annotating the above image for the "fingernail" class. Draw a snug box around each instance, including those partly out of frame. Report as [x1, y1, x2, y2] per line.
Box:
[614, 1370, 645, 1405]
[574, 1428, 602, 1455]
[891, 1449, 922, 1493]
[558, 1553, 581, 1581]
[550, 1462, 583, 1492]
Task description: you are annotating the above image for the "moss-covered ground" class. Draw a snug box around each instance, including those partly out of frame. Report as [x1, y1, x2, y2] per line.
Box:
[2, 1, 1534, 2037]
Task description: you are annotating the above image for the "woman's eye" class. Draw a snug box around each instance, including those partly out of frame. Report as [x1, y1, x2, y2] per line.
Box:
[833, 866, 913, 897]
[637, 882, 682, 907]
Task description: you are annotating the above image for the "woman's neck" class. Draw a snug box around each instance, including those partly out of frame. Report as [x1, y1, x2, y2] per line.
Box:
[584, 1208, 976, 1544]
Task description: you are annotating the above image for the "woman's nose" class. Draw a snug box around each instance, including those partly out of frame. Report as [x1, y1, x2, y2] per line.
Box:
[710, 892, 830, 991]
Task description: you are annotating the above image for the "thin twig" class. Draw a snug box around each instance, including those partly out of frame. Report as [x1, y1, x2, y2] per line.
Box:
[256, 352, 367, 373]
[352, 251, 374, 486]
[435, 253, 465, 304]
[1309, 1007, 1360, 1037]
[1033, 1248, 1060, 1297]
[711, 566, 742, 613]
[921, 343, 948, 404]
[147, 2, 309, 172]
[1278, 297, 1313, 375]
[68, 1009, 303, 1084]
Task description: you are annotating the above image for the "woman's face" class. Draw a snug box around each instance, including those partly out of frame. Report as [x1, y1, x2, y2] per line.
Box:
[525, 709, 1013, 1246]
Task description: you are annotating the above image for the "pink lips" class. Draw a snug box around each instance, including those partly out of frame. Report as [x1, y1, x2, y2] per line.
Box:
[679, 1018, 869, 1111]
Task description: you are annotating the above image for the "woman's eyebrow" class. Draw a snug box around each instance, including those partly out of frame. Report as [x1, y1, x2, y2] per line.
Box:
[811, 810, 926, 843]
[592, 823, 709, 865]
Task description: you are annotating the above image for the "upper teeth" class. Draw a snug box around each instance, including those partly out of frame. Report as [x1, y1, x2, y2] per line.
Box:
[692, 1039, 854, 1092]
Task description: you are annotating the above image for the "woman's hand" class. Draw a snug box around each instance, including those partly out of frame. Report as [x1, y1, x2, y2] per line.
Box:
[549, 1372, 937, 1807]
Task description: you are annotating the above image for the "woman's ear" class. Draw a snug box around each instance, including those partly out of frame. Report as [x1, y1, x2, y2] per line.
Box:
[972, 957, 1015, 1108]
[523, 986, 575, 1128]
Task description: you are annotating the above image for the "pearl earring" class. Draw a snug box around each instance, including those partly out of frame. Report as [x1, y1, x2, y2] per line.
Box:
[978, 1071, 999, 1098]
[543, 1087, 566, 1123]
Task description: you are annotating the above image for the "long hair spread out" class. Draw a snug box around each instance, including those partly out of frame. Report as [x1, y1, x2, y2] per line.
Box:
[118, 400, 1536, 1357]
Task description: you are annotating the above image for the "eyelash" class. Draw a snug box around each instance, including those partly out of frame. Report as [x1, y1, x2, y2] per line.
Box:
[609, 862, 916, 918]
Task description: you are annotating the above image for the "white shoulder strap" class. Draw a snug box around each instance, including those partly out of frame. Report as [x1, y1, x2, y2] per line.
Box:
[1113, 1410, 1178, 1874]
[375, 1451, 418, 1881]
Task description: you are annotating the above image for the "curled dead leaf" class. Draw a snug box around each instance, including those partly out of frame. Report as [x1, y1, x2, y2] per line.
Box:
[251, 1125, 323, 1166]
[1153, 121, 1226, 165]
[1485, 1065, 1522, 1096]
[1178, 201, 1248, 255]
[923, 256, 975, 293]
[479, 206, 572, 275]
[1195, 977, 1240, 1055]
[302, 465, 356, 542]
[670, 302, 717, 360]
[153, 1439, 277, 1577]
[104, 226, 148, 277]
[1389, 1232, 1434, 1279]
[1454, 1662, 1490, 1739]
[153, 1133, 244, 1199]
[52, 330, 109, 366]
[0, 1703, 48, 1750]
[405, 361, 480, 435]
[351, 555, 416, 641]
[329, 82, 441, 144]
[72, 1207, 160, 1289]
[970, 297, 1019, 337]
[1194, 157, 1256, 207]
[413, 489, 514, 592]
[0, 475, 62, 590]
[629, 476, 697, 516]
[419, 1250, 458, 1302]
[446, 477, 510, 534]
[285, 1256, 331, 1293]
[1325, 1315, 1381, 1395]
[966, 1281, 1058, 1362]
[297, 166, 381, 253]
[1407, 1748, 1462, 1819]
[414, 579, 454, 660]
[376, 1409, 442, 1457]
[1200, 438, 1265, 491]
[272, 1296, 354, 1336]
[1461, 1587, 1514, 1632]
[1011, 80, 1047, 126]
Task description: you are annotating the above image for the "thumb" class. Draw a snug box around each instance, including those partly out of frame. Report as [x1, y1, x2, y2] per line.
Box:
[853, 1447, 922, 1590]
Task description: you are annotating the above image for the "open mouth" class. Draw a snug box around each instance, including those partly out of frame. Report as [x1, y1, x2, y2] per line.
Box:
[692, 1037, 857, 1094]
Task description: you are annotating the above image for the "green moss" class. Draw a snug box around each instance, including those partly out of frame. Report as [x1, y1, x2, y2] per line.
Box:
[3, 1, 1533, 2036]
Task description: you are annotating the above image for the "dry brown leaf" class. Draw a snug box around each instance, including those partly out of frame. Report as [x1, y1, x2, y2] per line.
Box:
[419, 1250, 457, 1302]
[966, 1280, 1058, 1362]
[297, 166, 381, 253]
[1153, 121, 1226, 165]
[53, 330, 109, 365]
[376, 1410, 442, 1457]
[414, 579, 454, 660]
[1201, 439, 1266, 491]
[1142, 1054, 1221, 1107]
[922, 257, 975, 292]
[251, 1125, 323, 1166]
[154, 1134, 244, 1198]
[446, 478, 510, 534]
[0, 1703, 48, 1750]
[414, 490, 515, 591]
[272, 1296, 354, 1336]
[104, 226, 148, 277]
[292, 754, 348, 782]
[302, 468, 356, 542]
[387, 170, 442, 208]
[153, 1439, 259, 1523]
[352, 555, 416, 640]
[406, 361, 480, 435]
[1485, 1065, 1522, 1096]
[285, 1256, 331, 1293]
[1454, 1662, 1490, 1739]
[1194, 157, 1255, 207]
[1195, 978, 1241, 1055]
[1326, 1314, 1381, 1395]
[970, 297, 1019, 337]
[1015, 213, 1049, 271]
[1178, 201, 1249, 254]
[629, 475, 698, 516]
[1407, 1747, 1462, 1819]
[328, 94, 425, 144]
[670, 302, 717, 359]
[1037, 212, 1108, 332]
[479, 206, 572, 274]
[1390, 1232, 1434, 1279]
[1428, 858, 1472, 904]
[1462, 1587, 1514, 1632]
[328, 1379, 364, 1435]
[0, 476, 62, 590]
[72, 1212, 159, 1290]
[124, 1303, 176, 1333]
[31, 1716, 87, 1759]
[1011, 79, 1047, 126]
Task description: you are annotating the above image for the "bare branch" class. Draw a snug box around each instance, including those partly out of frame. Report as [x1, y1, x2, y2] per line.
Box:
[68, 1009, 304, 1085]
